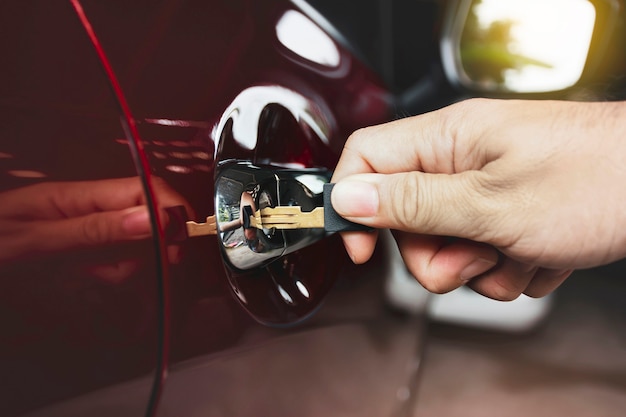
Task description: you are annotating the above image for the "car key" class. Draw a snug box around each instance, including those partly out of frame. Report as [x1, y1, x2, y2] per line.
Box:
[167, 183, 371, 241]
[242, 183, 369, 233]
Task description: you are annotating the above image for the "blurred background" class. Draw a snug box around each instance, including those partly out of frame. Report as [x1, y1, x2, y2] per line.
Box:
[413, 265, 626, 417]
[308, 0, 626, 415]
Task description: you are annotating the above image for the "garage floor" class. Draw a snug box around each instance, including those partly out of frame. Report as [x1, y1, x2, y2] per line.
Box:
[411, 263, 626, 417]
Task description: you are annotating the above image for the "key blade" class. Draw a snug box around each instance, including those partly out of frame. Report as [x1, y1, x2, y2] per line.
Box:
[186, 216, 217, 236]
[256, 206, 325, 229]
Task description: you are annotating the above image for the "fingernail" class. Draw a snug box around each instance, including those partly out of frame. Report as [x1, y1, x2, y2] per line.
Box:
[345, 248, 356, 264]
[122, 207, 152, 236]
[460, 258, 496, 282]
[331, 181, 379, 217]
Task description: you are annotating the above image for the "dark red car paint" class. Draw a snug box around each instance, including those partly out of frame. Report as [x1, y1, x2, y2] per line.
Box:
[1, 1, 429, 416]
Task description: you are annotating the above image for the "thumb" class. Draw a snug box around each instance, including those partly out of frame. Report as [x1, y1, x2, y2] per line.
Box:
[331, 171, 493, 240]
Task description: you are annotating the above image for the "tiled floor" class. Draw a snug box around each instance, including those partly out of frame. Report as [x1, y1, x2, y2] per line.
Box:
[412, 264, 626, 417]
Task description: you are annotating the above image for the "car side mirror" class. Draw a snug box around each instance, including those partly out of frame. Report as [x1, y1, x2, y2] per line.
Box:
[441, 0, 617, 94]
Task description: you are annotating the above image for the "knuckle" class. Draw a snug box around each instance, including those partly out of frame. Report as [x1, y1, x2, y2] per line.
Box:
[390, 173, 422, 230]
[419, 277, 452, 295]
[523, 288, 548, 299]
[79, 215, 112, 246]
[389, 173, 445, 234]
[490, 278, 522, 301]
[444, 98, 487, 130]
[455, 97, 493, 115]
[494, 289, 521, 302]
[407, 262, 455, 295]
[344, 127, 369, 149]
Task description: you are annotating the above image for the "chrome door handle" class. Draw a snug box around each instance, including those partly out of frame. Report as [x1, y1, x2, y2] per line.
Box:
[215, 161, 331, 271]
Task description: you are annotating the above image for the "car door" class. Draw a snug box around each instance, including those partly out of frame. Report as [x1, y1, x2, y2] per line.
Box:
[0, 1, 162, 415]
[1, 1, 428, 416]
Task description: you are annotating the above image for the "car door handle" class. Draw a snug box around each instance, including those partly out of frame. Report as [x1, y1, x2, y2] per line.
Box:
[214, 160, 336, 271]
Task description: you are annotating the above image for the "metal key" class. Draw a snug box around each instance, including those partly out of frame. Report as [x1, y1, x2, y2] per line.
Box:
[185, 216, 218, 237]
[244, 206, 325, 230]
[177, 183, 370, 239]
[184, 206, 324, 238]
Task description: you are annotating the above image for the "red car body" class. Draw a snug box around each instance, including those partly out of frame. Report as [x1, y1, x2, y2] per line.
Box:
[1, 1, 426, 416]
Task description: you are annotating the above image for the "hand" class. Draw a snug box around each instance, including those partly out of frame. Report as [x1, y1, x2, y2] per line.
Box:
[330, 98, 626, 300]
[0, 176, 193, 264]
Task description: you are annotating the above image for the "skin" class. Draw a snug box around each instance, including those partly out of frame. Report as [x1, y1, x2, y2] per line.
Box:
[330, 98, 626, 301]
[0, 176, 193, 264]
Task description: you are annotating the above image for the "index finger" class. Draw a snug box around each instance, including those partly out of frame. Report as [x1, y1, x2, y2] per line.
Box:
[329, 99, 498, 263]
[331, 110, 450, 183]
[331, 98, 508, 184]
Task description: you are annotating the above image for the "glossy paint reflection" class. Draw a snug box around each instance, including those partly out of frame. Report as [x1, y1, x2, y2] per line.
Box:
[0, 1, 172, 414]
[210, 82, 345, 325]
[213, 162, 339, 325]
[0, 178, 150, 265]
[276, 10, 341, 67]
[30, 0, 402, 415]
[152, 256, 427, 417]
[212, 86, 333, 154]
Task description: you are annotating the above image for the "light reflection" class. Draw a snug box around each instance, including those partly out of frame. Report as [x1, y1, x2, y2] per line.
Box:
[212, 86, 332, 153]
[169, 141, 195, 148]
[191, 151, 210, 160]
[192, 164, 210, 172]
[144, 118, 212, 129]
[214, 162, 328, 271]
[169, 151, 193, 159]
[295, 280, 310, 299]
[461, 0, 595, 92]
[231, 282, 248, 304]
[165, 165, 192, 174]
[277, 285, 295, 305]
[276, 10, 340, 68]
[294, 174, 327, 194]
[0, 152, 15, 159]
[7, 170, 46, 178]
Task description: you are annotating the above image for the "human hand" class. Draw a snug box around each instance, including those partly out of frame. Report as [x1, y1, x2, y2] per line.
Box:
[0, 176, 193, 264]
[331, 98, 626, 300]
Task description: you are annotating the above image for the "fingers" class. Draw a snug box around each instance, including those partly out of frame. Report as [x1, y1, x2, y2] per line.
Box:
[12, 176, 193, 221]
[150, 176, 197, 219]
[393, 233, 498, 294]
[328, 100, 500, 265]
[339, 230, 378, 264]
[64, 205, 152, 246]
[467, 258, 537, 301]
[43, 178, 147, 217]
[331, 99, 506, 182]
[523, 268, 573, 298]
[331, 122, 430, 178]
[467, 261, 572, 301]
[0, 177, 195, 264]
[1, 205, 153, 263]
[30, 206, 153, 255]
[327, 98, 586, 300]
[387, 232, 569, 301]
